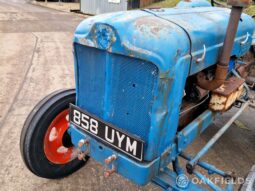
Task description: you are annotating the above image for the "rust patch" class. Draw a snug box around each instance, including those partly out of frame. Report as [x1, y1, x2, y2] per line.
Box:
[182, 116, 203, 137]
[196, 116, 203, 134]
[122, 41, 152, 57]
[134, 16, 170, 36]
[227, 0, 251, 7]
[246, 76, 255, 88]
[155, 77, 173, 139]
[209, 77, 245, 111]
[159, 77, 173, 109]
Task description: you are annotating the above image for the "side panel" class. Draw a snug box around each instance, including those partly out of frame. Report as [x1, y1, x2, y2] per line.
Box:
[146, 56, 191, 159]
[145, 7, 255, 75]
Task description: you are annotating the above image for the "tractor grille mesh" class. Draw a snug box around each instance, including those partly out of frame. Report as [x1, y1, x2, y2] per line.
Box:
[75, 44, 158, 142]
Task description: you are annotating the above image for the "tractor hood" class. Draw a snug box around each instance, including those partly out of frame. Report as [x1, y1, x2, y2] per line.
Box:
[73, 10, 190, 76]
[72, 7, 255, 162]
[73, 7, 254, 76]
[145, 7, 255, 75]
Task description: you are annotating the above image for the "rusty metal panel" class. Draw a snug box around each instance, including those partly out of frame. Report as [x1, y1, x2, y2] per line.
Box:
[209, 77, 245, 111]
[145, 7, 255, 76]
[80, 0, 128, 15]
[227, 0, 251, 7]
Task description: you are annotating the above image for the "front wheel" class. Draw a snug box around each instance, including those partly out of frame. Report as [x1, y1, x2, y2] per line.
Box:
[20, 89, 89, 179]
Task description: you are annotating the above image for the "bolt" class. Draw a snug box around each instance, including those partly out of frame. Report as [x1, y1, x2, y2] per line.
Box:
[77, 150, 89, 161]
[104, 154, 117, 165]
[104, 166, 116, 178]
[78, 139, 89, 148]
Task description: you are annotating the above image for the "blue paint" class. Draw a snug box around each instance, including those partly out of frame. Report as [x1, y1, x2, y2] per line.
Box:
[153, 167, 206, 191]
[228, 59, 235, 72]
[70, 4, 255, 190]
[177, 110, 216, 152]
[193, 171, 223, 191]
[193, 171, 234, 191]
[68, 125, 160, 186]
[74, 10, 191, 161]
[74, 43, 159, 144]
[145, 7, 255, 75]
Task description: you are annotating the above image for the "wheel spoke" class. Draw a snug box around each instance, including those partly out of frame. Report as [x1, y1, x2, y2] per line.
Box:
[57, 146, 69, 154]
[49, 127, 58, 142]
[44, 109, 73, 164]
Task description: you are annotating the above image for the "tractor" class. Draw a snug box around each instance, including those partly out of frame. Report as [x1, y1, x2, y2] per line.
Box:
[20, 0, 255, 190]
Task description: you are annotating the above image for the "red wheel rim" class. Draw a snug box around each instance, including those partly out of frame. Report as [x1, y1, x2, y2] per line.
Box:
[44, 109, 73, 164]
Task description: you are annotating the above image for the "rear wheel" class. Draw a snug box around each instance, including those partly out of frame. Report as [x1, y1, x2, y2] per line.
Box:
[20, 89, 89, 179]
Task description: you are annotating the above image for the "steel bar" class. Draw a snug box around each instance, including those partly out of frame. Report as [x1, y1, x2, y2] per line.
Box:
[219, 7, 243, 66]
[187, 101, 250, 172]
[177, 110, 216, 153]
[197, 6, 243, 90]
[180, 153, 232, 178]
[172, 158, 184, 175]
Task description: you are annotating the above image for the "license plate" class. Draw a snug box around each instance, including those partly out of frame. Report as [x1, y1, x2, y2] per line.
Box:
[69, 104, 144, 161]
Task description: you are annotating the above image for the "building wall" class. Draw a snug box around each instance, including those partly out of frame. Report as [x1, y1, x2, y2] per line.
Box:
[80, 0, 128, 15]
[80, 0, 162, 15]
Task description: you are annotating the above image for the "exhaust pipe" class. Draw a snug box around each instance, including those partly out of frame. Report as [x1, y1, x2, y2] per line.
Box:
[197, 0, 250, 91]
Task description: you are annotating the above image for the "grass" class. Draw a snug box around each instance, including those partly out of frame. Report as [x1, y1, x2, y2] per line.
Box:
[245, 5, 255, 16]
[147, 0, 180, 8]
[147, 0, 255, 17]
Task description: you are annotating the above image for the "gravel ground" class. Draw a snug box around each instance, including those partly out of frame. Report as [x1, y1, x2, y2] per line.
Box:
[31, 1, 80, 12]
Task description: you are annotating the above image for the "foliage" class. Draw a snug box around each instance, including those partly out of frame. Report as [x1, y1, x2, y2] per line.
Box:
[148, 0, 255, 17]
[147, 0, 180, 8]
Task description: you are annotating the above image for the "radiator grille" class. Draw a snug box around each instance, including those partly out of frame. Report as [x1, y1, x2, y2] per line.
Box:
[75, 44, 158, 142]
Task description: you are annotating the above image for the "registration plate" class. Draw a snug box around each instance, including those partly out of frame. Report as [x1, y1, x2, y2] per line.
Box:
[69, 104, 144, 161]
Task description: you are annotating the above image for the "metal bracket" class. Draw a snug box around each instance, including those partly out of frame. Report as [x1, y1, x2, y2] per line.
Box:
[196, 45, 206, 63]
[77, 139, 90, 161]
[241, 32, 250, 45]
[104, 154, 117, 177]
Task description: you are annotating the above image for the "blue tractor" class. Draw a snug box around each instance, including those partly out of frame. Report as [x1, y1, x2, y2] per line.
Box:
[20, 0, 255, 190]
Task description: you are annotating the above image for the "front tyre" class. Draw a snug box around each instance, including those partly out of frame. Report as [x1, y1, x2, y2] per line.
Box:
[20, 89, 89, 179]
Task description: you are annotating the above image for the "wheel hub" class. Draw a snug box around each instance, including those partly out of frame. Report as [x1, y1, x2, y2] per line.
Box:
[44, 109, 73, 164]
